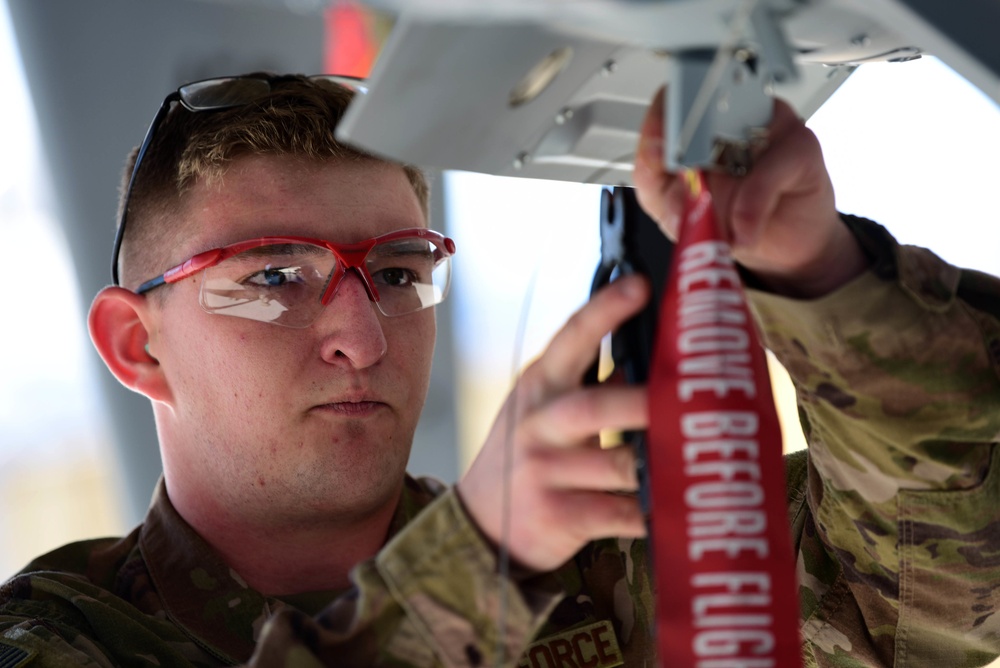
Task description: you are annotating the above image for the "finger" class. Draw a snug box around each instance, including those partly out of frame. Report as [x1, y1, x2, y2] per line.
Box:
[501, 489, 646, 570]
[527, 445, 639, 492]
[535, 276, 650, 395]
[522, 385, 648, 446]
[546, 489, 646, 541]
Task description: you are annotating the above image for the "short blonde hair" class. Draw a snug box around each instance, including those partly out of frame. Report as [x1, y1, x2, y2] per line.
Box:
[117, 73, 429, 290]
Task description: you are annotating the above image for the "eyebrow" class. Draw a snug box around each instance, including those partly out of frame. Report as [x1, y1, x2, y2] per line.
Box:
[373, 240, 436, 257]
[377, 247, 434, 258]
[235, 243, 329, 258]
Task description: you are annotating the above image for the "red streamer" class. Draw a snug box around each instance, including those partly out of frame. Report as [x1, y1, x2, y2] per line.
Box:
[646, 170, 802, 667]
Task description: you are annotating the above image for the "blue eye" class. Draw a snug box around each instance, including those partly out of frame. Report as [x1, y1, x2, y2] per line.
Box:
[246, 266, 303, 287]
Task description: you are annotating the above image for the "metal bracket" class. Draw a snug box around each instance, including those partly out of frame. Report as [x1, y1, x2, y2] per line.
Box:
[668, 5, 799, 172]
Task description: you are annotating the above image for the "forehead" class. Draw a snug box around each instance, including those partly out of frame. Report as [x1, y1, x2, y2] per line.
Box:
[177, 154, 425, 252]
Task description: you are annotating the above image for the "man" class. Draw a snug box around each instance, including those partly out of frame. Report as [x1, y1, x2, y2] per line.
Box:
[0, 73, 637, 666]
[2, 73, 1000, 668]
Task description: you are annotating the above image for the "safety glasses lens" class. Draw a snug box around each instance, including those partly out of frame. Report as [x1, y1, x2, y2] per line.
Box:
[200, 244, 333, 328]
[198, 236, 452, 327]
[367, 237, 451, 317]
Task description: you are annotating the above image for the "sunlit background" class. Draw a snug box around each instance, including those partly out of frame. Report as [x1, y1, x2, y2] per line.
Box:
[1, 0, 999, 583]
[0, 1, 123, 577]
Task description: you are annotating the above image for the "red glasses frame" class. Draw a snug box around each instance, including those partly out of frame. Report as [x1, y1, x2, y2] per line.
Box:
[135, 227, 456, 310]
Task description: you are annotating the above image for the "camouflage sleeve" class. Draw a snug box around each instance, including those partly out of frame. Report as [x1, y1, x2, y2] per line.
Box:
[0, 570, 200, 667]
[748, 215, 1000, 665]
[250, 489, 564, 667]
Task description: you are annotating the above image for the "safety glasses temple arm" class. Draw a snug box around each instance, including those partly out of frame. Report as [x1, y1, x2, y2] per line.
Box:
[135, 248, 224, 295]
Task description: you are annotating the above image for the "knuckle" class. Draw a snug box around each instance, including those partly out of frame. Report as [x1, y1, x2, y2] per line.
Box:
[525, 447, 559, 480]
[552, 391, 597, 430]
[611, 493, 642, 529]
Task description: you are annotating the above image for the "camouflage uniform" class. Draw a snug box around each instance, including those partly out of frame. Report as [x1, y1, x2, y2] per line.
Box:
[3, 216, 1000, 667]
[755, 215, 1000, 667]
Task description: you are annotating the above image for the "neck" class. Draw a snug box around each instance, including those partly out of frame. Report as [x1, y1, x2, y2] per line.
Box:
[171, 483, 403, 595]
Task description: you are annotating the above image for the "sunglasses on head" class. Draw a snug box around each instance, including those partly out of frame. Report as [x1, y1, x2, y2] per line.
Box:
[110, 73, 368, 287]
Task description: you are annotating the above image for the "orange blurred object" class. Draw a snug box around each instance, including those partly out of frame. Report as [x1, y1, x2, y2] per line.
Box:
[324, 2, 389, 77]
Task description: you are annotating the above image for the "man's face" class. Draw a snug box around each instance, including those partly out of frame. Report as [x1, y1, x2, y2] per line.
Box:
[146, 154, 434, 528]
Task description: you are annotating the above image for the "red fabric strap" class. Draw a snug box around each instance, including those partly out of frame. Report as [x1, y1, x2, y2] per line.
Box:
[646, 171, 802, 667]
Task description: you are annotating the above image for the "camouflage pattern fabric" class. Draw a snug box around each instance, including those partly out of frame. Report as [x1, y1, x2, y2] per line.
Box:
[0, 475, 547, 667]
[751, 215, 1000, 667]
[3, 215, 1000, 667]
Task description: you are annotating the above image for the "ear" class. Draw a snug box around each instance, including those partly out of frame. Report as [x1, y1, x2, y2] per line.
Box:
[89, 287, 173, 404]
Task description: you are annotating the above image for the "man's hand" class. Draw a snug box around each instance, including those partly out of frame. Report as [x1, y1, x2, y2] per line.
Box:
[456, 275, 650, 572]
[456, 88, 870, 573]
[633, 87, 869, 299]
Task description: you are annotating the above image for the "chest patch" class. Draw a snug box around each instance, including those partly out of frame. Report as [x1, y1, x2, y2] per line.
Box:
[517, 619, 624, 668]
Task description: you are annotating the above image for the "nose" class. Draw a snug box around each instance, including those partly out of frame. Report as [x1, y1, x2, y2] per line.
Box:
[315, 270, 387, 368]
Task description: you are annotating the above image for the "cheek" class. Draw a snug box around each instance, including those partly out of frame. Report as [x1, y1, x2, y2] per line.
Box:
[167, 320, 304, 410]
[225, 328, 312, 389]
[388, 314, 436, 373]
[167, 329, 240, 409]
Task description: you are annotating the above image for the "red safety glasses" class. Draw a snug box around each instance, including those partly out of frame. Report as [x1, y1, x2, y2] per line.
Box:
[135, 228, 455, 328]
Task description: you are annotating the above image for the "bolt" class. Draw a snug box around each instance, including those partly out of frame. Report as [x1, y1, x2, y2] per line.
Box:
[555, 107, 574, 125]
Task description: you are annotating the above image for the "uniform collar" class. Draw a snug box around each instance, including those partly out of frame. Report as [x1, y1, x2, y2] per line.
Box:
[137, 475, 442, 662]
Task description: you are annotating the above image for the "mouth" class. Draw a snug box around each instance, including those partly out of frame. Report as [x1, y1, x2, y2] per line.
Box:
[311, 400, 388, 417]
